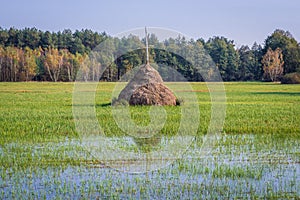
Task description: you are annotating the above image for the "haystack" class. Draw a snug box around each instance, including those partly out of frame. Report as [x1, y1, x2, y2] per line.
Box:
[117, 64, 176, 106]
[117, 27, 176, 106]
[129, 82, 176, 105]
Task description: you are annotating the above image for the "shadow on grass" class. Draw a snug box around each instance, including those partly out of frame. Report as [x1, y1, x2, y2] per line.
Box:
[97, 102, 112, 107]
[253, 92, 300, 96]
[71, 102, 112, 107]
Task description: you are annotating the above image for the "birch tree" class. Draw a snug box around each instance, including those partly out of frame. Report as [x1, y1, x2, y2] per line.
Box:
[262, 48, 284, 82]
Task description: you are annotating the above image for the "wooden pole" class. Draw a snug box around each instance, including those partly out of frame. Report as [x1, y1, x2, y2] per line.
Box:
[145, 27, 149, 64]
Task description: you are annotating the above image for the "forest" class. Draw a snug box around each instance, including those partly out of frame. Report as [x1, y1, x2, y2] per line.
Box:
[0, 27, 299, 82]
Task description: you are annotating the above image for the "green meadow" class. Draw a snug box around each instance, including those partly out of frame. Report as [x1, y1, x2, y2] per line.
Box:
[0, 82, 299, 142]
[0, 82, 299, 199]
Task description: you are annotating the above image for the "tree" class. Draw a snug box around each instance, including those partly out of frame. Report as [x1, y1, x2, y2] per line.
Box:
[264, 29, 300, 74]
[44, 47, 64, 82]
[62, 51, 75, 81]
[205, 37, 239, 81]
[40, 31, 53, 49]
[22, 27, 41, 49]
[237, 44, 264, 81]
[251, 42, 264, 80]
[20, 47, 37, 81]
[262, 48, 284, 82]
[237, 45, 255, 81]
[6, 47, 20, 81]
[78, 54, 90, 81]
[34, 47, 46, 81]
[69, 37, 85, 54]
[0, 46, 4, 80]
[7, 27, 18, 47]
[0, 27, 9, 46]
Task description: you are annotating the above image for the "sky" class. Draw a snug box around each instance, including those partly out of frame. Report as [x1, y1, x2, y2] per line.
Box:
[0, 0, 299, 47]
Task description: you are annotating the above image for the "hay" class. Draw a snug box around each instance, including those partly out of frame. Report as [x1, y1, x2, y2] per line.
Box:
[117, 64, 176, 106]
[129, 83, 176, 106]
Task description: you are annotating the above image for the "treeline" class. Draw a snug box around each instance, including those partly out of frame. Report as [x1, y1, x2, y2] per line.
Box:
[0, 27, 299, 82]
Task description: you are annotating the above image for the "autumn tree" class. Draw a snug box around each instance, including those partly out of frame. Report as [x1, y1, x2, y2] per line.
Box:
[76, 53, 90, 81]
[6, 47, 20, 82]
[264, 29, 300, 74]
[1, 27, 300, 82]
[0, 46, 4, 81]
[44, 47, 64, 82]
[22, 47, 37, 81]
[262, 48, 284, 82]
[63, 51, 75, 81]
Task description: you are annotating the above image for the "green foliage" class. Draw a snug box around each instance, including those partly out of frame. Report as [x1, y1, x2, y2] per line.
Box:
[281, 72, 300, 84]
[0, 27, 106, 54]
[205, 37, 239, 81]
[264, 29, 300, 74]
[237, 44, 263, 81]
[0, 27, 300, 82]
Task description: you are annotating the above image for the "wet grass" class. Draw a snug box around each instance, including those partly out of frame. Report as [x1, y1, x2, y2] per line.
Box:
[0, 134, 299, 199]
[0, 82, 299, 198]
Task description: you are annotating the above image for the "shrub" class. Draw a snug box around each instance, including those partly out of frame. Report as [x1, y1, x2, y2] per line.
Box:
[111, 98, 129, 106]
[281, 72, 300, 84]
[176, 97, 185, 106]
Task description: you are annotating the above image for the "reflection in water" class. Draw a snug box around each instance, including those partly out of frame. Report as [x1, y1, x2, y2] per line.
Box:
[133, 135, 162, 153]
[79, 135, 195, 173]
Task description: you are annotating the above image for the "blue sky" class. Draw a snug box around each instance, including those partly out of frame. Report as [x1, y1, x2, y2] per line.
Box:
[0, 0, 299, 46]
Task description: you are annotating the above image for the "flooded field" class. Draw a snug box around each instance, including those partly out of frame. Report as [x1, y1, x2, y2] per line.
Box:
[0, 82, 299, 198]
[0, 134, 299, 199]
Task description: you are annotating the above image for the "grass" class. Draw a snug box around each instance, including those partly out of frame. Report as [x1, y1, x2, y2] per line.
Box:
[0, 82, 299, 199]
[223, 82, 300, 135]
[0, 82, 76, 143]
[0, 82, 299, 144]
